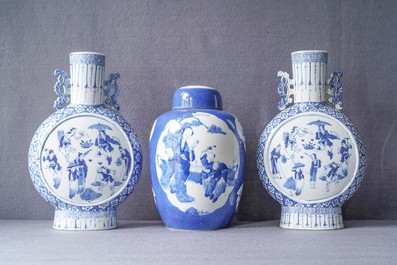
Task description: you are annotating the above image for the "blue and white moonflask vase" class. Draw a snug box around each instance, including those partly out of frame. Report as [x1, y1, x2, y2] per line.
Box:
[150, 86, 245, 230]
[28, 52, 142, 230]
[257, 50, 367, 230]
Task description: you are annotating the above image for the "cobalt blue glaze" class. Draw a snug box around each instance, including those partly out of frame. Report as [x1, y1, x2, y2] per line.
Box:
[172, 86, 223, 110]
[150, 86, 245, 230]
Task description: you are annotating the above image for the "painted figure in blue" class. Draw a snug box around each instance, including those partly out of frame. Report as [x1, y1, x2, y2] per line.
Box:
[282, 126, 310, 161]
[93, 166, 119, 195]
[200, 147, 215, 171]
[293, 165, 305, 196]
[200, 149, 230, 203]
[157, 133, 178, 187]
[95, 130, 120, 153]
[315, 124, 339, 159]
[283, 126, 298, 150]
[58, 128, 76, 149]
[67, 152, 89, 199]
[90, 125, 121, 166]
[283, 163, 305, 196]
[158, 126, 197, 203]
[200, 147, 215, 192]
[208, 166, 227, 202]
[339, 138, 352, 164]
[42, 149, 62, 189]
[270, 144, 282, 179]
[116, 146, 131, 182]
[309, 153, 321, 189]
[178, 127, 197, 180]
[58, 128, 90, 160]
[171, 127, 197, 202]
[58, 128, 77, 160]
[320, 162, 342, 192]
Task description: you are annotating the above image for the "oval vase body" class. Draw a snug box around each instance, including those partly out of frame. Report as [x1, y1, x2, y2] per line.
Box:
[150, 86, 245, 230]
[257, 51, 366, 230]
[28, 52, 142, 230]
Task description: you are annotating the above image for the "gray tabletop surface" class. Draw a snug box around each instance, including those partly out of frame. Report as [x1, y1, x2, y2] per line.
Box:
[1, 220, 396, 265]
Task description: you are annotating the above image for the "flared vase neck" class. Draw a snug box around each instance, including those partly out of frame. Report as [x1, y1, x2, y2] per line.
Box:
[291, 50, 328, 103]
[69, 52, 106, 105]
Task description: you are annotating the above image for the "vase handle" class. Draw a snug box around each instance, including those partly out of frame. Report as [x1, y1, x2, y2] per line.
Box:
[327, 71, 343, 110]
[53, 69, 70, 110]
[104, 73, 120, 111]
[277, 71, 294, 110]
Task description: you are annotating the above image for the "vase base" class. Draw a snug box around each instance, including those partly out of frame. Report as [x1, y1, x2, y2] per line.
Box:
[53, 209, 117, 231]
[280, 206, 343, 230]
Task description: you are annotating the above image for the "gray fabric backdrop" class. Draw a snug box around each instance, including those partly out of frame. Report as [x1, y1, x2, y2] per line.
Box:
[0, 0, 396, 221]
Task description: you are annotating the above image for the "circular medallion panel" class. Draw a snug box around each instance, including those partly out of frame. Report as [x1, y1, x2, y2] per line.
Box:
[265, 112, 358, 203]
[40, 115, 133, 206]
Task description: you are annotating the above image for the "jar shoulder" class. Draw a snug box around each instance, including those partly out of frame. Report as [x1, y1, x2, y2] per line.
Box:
[156, 108, 238, 120]
[150, 109, 245, 146]
[152, 109, 241, 130]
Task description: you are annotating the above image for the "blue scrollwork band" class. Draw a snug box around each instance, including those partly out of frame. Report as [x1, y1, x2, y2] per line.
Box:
[104, 73, 121, 111]
[53, 69, 70, 110]
[277, 71, 293, 110]
[328, 71, 343, 110]
[69, 53, 105, 66]
[291, 51, 328, 64]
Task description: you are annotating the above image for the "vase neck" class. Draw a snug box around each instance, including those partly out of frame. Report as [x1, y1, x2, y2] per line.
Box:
[291, 51, 328, 103]
[69, 52, 105, 105]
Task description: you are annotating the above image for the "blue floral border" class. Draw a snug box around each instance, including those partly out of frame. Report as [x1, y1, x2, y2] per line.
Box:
[291, 52, 328, 63]
[256, 103, 366, 209]
[28, 105, 142, 214]
[70, 53, 105, 66]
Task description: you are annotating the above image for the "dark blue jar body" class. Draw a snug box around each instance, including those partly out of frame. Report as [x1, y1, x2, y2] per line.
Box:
[150, 86, 245, 230]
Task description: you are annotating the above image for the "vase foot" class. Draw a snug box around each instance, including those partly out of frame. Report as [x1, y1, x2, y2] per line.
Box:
[53, 209, 117, 230]
[280, 206, 343, 230]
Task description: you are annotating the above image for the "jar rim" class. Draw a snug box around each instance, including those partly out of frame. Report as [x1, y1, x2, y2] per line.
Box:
[70, 51, 105, 56]
[291, 50, 328, 54]
[179, 85, 216, 90]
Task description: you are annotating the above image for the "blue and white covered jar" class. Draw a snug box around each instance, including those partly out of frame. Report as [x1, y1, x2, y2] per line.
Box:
[257, 50, 366, 230]
[150, 86, 245, 230]
[28, 52, 142, 230]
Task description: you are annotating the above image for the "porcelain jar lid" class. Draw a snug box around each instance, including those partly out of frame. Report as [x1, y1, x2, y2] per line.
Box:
[172, 85, 223, 110]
